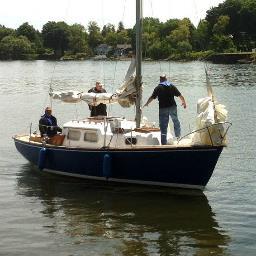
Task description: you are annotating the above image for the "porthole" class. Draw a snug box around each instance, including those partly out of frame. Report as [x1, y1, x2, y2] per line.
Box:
[84, 130, 98, 142]
[67, 130, 81, 141]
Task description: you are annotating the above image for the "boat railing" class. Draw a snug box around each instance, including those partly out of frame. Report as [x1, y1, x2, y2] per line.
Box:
[177, 121, 232, 146]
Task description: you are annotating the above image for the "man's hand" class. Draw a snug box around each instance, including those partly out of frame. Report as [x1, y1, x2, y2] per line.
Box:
[181, 101, 187, 109]
[179, 95, 187, 109]
[143, 97, 154, 108]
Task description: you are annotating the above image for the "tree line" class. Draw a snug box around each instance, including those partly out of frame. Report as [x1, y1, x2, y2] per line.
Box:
[0, 0, 255, 60]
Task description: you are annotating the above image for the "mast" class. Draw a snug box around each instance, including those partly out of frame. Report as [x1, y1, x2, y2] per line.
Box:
[135, 0, 142, 128]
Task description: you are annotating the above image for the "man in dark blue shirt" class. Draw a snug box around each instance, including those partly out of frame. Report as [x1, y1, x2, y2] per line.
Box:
[88, 81, 107, 117]
[39, 107, 62, 137]
[143, 74, 186, 144]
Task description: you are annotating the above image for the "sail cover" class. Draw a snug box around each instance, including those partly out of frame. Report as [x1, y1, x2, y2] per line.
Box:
[50, 59, 137, 108]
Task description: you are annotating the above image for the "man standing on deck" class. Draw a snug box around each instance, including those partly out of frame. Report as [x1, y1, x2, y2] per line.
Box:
[143, 74, 187, 145]
[88, 81, 107, 117]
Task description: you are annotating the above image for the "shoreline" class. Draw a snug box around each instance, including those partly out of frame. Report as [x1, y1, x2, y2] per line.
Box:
[1, 52, 255, 64]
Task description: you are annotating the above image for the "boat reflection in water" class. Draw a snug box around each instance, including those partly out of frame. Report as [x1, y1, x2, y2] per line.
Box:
[17, 164, 230, 256]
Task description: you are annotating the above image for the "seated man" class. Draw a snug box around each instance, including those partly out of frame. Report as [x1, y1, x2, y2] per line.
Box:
[39, 107, 62, 137]
[88, 81, 107, 117]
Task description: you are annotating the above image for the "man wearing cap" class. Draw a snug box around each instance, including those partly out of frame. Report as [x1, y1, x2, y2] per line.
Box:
[39, 107, 62, 137]
[143, 74, 186, 145]
[88, 81, 107, 117]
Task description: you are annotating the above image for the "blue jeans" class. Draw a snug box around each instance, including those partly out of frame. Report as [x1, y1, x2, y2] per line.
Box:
[159, 106, 181, 145]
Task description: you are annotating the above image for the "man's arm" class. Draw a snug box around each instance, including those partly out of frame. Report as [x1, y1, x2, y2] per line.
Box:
[179, 95, 187, 109]
[39, 118, 47, 135]
[52, 116, 62, 133]
[143, 96, 155, 108]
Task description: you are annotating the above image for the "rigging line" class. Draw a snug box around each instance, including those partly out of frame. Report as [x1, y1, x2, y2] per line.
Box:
[102, 60, 106, 86]
[122, 0, 127, 22]
[150, 0, 154, 18]
[48, 63, 58, 110]
[143, 0, 154, 59]
[158, 61, 162, 74]
[63, 0, 71, 22]
[43, 0, 71, 114]
[73, 103, 78, 121]
[204, 63, 217, 123]
[111, 0, 127, 90]
[112, 60, 118, 91]
[100, 0, 105, 30]
[108, 60, 118, 117]
[78, 100, 84, 120]
[46, 0, 70, 112]
[192, 0, 200, 27]
[108, 104, 112, 117]
[101, 0, 106, 84]
[41, 91, 50, 115]
[41, 65, 56, 115]
[168, 61, 171, 81]
[45, 0, 71, 112]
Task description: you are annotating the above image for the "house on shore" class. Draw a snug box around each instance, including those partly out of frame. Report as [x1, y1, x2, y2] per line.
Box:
[95, 44, 112, 56]
[114, 44, 133, 57]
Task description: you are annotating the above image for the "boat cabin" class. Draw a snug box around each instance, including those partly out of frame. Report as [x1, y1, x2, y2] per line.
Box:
[61, 117, 167, 148]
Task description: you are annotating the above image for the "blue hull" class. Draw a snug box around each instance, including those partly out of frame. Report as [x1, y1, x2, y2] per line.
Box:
[14, 138, 223, 189]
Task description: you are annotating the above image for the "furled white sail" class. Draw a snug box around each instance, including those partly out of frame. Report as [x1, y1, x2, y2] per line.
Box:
[188, 65, 229, 145]
[192, 96, 228, 145]
[80, 92, 118, 105]
[50, 58, 137, 107]
[50, 90, 82, 103]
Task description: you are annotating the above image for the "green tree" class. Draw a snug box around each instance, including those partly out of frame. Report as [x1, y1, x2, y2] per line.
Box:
[117, 21, 125, 33]
[101, 23, 115, 37]
[69, 23, 89, 54]
[142, 31, 158, 58]
[87, 21, 103, 49]
[167, 19, 191, 48]
[42, 21, 70, 58]
[143, 17, 161, 35]
[192, 20, 210, 51]
[176, 41, 192, 55]
[148, 39, 171, 60]
[210, 15, 236, 52]
[206, 0, 256, 50]
[210, 34, 236, 52]
[239, 1, 256, 49]
[212, 15, 230, 35]
[159, 19, 179, 38]
[105, 32, 118, 46]
[16, 22, 43, 54]
[0, 35, 34, 59]
[164, 18, 195, 57]
[142, 17, 161, 58]
[0, 25, 15, 41]
[116, 30, 130, 44]
[16, 22, 37, 41]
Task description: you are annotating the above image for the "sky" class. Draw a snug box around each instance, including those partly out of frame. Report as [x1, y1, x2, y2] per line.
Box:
[0, 0, 225, 31]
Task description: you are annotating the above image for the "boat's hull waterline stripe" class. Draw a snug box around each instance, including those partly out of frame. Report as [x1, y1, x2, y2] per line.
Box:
[44, 168, 205, 190]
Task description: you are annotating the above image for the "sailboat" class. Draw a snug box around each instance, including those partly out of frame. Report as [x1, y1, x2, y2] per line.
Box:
[13, 0, 231, 190]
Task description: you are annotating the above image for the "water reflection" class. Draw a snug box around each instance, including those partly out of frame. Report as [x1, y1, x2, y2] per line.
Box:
[207, 64, 256, 87]
[16, 164, 230, 256]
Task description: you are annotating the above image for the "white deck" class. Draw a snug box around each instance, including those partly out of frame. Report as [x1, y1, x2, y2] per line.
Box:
[15, 116, 227, 149]
[61, 117, 166, 149]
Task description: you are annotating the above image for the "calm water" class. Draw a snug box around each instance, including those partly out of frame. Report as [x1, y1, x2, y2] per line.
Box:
[0, 60, 255, 256]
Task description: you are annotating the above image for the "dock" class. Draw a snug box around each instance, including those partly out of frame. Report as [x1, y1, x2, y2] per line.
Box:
[207, 52, 255, 64]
